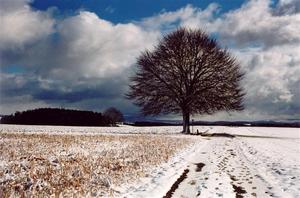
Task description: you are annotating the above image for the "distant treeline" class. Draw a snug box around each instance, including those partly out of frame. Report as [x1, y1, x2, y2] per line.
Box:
[195, 121, 300, 128]
[129, 121, 178, 126]
[0, 108, 116, 126]
[130, 121, 300, 128]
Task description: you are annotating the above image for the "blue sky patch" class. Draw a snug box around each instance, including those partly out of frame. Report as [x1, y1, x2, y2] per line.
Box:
[31, 0, 246, 23]
[1, 65, 26, 74]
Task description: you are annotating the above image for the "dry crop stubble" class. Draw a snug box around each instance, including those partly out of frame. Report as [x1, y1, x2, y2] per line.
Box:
[0, 132, 195, 197]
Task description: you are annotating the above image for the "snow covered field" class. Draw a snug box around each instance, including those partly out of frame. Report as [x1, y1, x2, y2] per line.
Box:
[122, 126, 300, 198]
[0, 124, 182, 135]
[0, 124, 299, 197]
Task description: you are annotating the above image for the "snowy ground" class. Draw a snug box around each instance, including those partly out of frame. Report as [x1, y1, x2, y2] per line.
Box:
[0, 124, 299, 197]
[0, 124, 182, 135]
[122, 126, 300, 198]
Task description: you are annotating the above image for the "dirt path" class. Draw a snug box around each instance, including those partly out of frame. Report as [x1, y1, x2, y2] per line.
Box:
[165, 137, 296, 198]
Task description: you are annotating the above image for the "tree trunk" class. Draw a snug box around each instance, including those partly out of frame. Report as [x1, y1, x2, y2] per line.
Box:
[182, 111, 190, 134]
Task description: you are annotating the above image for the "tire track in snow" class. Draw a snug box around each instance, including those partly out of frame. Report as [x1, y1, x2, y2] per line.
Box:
[238, 137, 300, 197]
[163, 169, 190, 198]
[167, 137, 293, 198]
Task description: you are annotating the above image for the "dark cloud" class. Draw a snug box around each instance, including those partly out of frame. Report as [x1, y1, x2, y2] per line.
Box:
[33, 81, 126, 103]
[0, 71, 130, 109]
[274, 0, 300, 15]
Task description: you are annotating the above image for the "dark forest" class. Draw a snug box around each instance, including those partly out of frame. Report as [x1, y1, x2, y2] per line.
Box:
[0, 108, 113, 126]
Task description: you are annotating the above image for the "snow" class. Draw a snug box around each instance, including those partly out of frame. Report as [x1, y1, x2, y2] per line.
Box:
[0, 124, 299, 197]
[117, 126, 300, 198]
[0, 124, 182, 135]
[119, 136, 205, 197]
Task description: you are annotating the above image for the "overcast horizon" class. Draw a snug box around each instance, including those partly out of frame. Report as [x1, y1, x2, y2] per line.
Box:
[0, 0, 299, 121]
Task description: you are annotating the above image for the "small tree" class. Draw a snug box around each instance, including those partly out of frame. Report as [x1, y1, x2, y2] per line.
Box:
[103, 107, 124, 125]
[127, 27, 245, 133]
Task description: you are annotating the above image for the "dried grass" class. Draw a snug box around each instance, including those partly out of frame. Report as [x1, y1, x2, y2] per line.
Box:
[0, 132, 194, 197]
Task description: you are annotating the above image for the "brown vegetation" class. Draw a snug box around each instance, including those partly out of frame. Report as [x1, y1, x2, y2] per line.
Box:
[0, 133, 194, 197]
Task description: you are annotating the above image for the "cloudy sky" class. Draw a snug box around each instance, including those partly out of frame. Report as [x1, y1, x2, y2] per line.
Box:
[0, 0, 299, 121]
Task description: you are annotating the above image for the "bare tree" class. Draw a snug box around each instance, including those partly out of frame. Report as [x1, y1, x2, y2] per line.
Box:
[127, 27, 245, 133]
[103, 107, 124, 125]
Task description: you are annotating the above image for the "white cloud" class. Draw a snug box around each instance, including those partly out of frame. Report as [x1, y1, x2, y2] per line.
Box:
[53, 11, 159, 80]
[219, 0, 300, 48]
[141, 4, 220, 32]
[235, 45, 300, 107]
[0, 0, 54, 50]
[141, 0, 300, 49]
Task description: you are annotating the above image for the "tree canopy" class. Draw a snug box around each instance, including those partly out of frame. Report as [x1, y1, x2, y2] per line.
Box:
[104, 107, 124, 125]
[127, 27, 245, 133]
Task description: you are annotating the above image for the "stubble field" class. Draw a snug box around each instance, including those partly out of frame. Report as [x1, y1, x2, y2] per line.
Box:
[0, 130, 194, 197]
